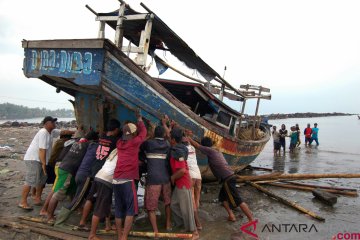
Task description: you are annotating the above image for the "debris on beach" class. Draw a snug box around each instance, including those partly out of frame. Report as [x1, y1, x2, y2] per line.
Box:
[237, 166, 360, 221]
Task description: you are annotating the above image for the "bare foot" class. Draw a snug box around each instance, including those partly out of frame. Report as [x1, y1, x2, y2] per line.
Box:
[39, 210, 48, 216]
[104, 224, 116, 232]
[33, 198, 42, 206]
[88, 234, 102, 240]
[191, 231, 200, 240]
[228, 215, 236, 222]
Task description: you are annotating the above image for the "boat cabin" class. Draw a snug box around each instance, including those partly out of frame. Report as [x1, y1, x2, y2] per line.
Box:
[156, 79, 238, 135]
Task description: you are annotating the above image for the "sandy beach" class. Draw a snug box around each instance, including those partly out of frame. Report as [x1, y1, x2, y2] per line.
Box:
[1, 119, 359, 239]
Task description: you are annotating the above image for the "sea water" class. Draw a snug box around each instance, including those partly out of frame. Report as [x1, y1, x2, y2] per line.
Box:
[253, 115, 360, 172]
[246, 115, 360, 239]
[0, 117, 75, 124]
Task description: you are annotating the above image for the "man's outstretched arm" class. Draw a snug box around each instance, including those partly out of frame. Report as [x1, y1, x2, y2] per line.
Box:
[185, 129, 201, 149]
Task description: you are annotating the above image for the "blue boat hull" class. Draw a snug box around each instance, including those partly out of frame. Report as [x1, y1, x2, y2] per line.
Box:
[22, 39, 270, 180]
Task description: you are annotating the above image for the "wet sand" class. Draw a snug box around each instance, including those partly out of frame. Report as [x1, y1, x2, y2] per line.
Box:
[0, 126, 359, 239]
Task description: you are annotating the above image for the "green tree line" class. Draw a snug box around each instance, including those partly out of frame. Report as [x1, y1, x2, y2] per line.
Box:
[0, 103, 74, 120]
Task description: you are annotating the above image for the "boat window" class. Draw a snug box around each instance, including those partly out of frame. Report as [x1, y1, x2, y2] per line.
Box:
[216, 111, 231, 126]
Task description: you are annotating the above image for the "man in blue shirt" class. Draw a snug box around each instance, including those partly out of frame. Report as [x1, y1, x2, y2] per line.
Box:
[310, 123, 319, 146]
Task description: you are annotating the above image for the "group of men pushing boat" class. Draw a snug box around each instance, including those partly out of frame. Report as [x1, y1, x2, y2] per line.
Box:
[18, 112, 254, 240]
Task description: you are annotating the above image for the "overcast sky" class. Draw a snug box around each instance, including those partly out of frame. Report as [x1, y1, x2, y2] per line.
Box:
[0, 0, 359, 114]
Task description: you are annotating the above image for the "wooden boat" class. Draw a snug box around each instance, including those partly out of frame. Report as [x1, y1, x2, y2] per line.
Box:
[22, 1, 271, 180]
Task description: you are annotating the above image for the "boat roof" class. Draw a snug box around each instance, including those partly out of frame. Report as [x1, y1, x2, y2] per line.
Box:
[98, 4, 244, 96]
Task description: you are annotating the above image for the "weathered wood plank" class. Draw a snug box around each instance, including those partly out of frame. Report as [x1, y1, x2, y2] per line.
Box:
[114, 3, 126, 48]
[237, 173, 360, 183]
[0, 219, 87, 240]
[259, 182, 358, 197]
[96, 14, 148, 21]
[22, 39, 105, 49]
[98, 21, 105, 38]
[121, 46, 144, 53]
[283, 181, 358, 192]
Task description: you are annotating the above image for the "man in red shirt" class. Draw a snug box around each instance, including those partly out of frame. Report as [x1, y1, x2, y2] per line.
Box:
[304, 123, 312, 146]
[169, 128, 199, 240]
[113, 110, 147, 240]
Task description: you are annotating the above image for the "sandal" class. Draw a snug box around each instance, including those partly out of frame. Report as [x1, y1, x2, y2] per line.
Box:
[46, 219, 55, 226]
[18, 204, 33, 211]
[74, 224, 90, 232]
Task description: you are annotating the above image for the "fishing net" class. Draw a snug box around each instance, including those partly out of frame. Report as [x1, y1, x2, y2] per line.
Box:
[238, 127, 265, 140]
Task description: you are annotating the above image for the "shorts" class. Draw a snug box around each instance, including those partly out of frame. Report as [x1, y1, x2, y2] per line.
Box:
[273, 141, 281, 150]
[113, 180, 138, 219]
[219, 176, 243, 209]
[46, 165, 56, 184]
[24, 160, 47, 187]
[52, 168, 76, 201]
[305, 137, 311, 143]
[145, 183, 171, 211]
[92, 181, 113, 219]
[279, 139, 286, 149]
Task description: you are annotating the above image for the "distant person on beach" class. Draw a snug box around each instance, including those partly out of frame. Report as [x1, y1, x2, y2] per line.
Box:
[304, 124, 312, 146]
[310, 123, 319, 146]
[295, 124, 301, 148]
[139, 125, 172, 233]
[279, 124, 288, 154]
[113, 110, 147, 240]
[186, 134, 254, 224]
[19, 116, 74, 210]
[271, 126, 281, 155]
[289, 126, 298, 153]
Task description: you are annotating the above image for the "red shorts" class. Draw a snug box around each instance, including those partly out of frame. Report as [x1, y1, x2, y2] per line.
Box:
[145, 183, 171, 211]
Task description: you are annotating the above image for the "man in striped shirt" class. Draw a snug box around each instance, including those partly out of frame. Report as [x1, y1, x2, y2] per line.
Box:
[140, 126, 171, 233]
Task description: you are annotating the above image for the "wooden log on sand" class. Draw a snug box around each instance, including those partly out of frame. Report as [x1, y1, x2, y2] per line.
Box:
[245, 165, 273, 172]
[237, 173, 360, 183]
[18, 216, 193, 239]
[236, 172, 282, 182]
[0, 219, 87, 240]
[282, 181, 358, 192]
[312, 188, 338, 206]
[247, 181, 325, 221]
[279, 173, 360, 180]
[258, 182, 358, 197]
[98, 229, 193, 239]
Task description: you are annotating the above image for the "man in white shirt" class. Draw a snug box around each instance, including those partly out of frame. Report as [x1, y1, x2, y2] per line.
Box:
[19, 116, 73, 210]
